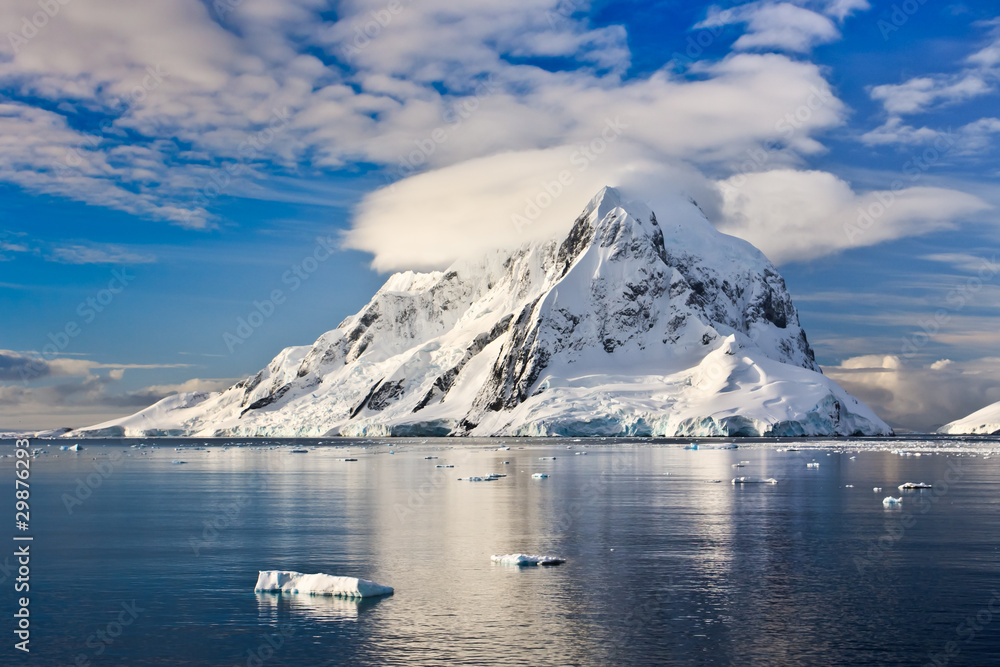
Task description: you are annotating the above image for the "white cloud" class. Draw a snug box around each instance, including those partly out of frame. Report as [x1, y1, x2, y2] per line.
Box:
[714, 169, 991, 263]
[49, 244, 157, 265]
[0, 350, 188, 382]
[863, 20, 1000, 148]
[0, 374, 234, 430]
[697, 2, 842, 53]
[820, 0, 870, 21]
[343, 146, 713, 271]
[824, 355, 1000, 432]
[860, 116, 1000, 153]
[869, 74, 991, 116]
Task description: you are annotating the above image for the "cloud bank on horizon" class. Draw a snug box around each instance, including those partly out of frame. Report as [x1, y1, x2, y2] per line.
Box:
[1, 0, 999, 430]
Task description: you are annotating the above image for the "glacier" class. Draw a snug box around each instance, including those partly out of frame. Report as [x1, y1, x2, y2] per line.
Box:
[70, 186, 891, 438]
[938, 401, 1000, 435]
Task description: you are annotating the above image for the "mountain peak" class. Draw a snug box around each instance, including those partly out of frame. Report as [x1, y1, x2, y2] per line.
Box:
[71, 187, 892, 439]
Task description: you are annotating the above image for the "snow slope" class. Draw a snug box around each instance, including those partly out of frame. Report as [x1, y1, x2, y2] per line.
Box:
[938, 402, 1000, 435]
[71, 187, 891, 438]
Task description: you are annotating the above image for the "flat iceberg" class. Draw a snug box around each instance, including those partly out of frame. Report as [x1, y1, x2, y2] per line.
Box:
[898, 482, 932, 490]
[532, 473, 549, 479]
[254, 571, 393, 598]
[491, 554, 566, 566]
[732, 477, 778, 484]
[883, 496, 902, 507]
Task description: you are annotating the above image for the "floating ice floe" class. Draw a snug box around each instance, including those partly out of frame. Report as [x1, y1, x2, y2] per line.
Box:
[732, 463, 745, 468]
[732, 477, 778, 484]
[491, 554, 565, 566]
[539, 457, 556, 460]
[171, 460, 186, 465]
[435, 464, 454, 468]
[806, 462, 820, 468]
[424, 456, 438, 460]
[339, 458, 358, 462]
[845, 484, 854, 488]
[873, 487, 882, 492]
[68, 444, 82, 451]
[290, 449, 308, 454]
[532, 473, 549, 479]
[254, 571, 393, 598]
[461, 473, 502, 481]
[575, 451, 587, 455]
[883, 496, 902, 507]
[684, 443, 699, 450]
[898, 482, 932, 490]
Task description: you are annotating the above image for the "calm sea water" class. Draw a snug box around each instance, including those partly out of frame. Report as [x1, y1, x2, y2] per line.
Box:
[2, 437, 999, 666]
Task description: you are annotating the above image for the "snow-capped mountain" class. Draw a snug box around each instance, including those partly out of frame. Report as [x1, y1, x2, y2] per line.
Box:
[72, 187, 891, 438]
[938, 402, 1000, 435]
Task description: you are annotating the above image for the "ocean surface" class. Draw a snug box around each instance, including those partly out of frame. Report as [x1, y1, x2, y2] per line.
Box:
[2, 436, 1000, 666]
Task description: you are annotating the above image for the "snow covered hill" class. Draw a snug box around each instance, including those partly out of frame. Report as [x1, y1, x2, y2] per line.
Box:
[71, 187, 891, 438]
[938, 402, 1000, 435]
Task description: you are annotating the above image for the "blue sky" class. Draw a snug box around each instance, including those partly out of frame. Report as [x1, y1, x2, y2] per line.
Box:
[1, 0, 998, 431]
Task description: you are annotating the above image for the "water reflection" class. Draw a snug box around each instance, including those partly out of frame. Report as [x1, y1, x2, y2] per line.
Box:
[255, 592, 384, 622]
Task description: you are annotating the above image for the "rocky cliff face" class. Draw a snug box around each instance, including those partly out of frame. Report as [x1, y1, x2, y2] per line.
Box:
[73, 187, 891, 438]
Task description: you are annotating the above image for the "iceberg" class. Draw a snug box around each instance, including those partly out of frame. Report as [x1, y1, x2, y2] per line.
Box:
[254, 570, 393, 598]
[732, 477, 778, 484]
[806, 462, 820, 468]
[532, 473, 549, 479]
[882, 496, 902, 507]
[898, 482, 932, 490]
[491, 554, 566, 566]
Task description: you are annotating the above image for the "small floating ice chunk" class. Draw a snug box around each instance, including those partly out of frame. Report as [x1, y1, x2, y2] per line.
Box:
[424, 456, 438, 460]
[806, 462, 820, 469]
[732, 477, 778, 484]
[898, 482, 932, 490]
[684, 443, 699, 450]
[491, 554, 565, 566]
[873, 487, 882, 492]
[290, 449, 308, 454]
[68, 444, 82, 451]
[883, 496, 902, 507]
[435, 464, 454, 468]
[254, 571, 393, 598]
[461, 474, 501, 481]
[538, 457, 556, 460]
[339, 458, 358, 462]
[575, 451, 587, 455]
[171, 460, 187, 465]
[532, 473, 549, 479]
